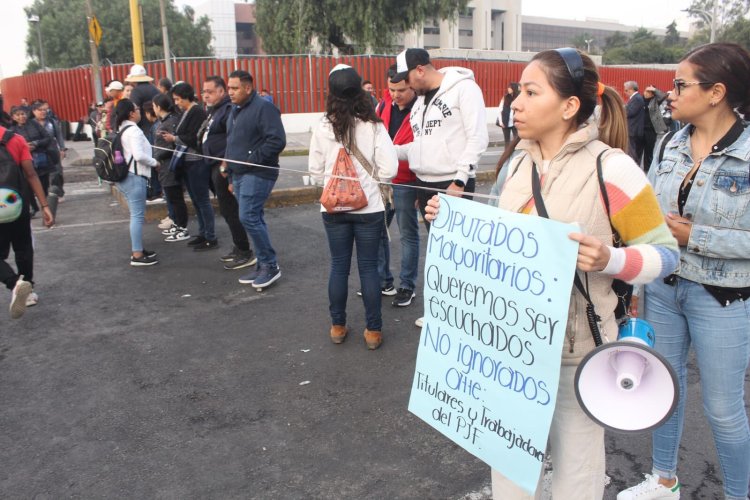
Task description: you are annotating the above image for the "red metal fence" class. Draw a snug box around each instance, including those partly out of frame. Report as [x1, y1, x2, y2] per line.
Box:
[1, 55, 676, 122]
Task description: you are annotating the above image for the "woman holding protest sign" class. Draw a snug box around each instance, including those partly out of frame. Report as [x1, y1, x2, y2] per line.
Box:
[308, 65, 397, 350]
[618, 43, 750, 500]
[425, 48, 678, 498]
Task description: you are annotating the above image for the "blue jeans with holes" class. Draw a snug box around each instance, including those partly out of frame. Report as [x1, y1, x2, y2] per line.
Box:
[184, 160, 216, 241]
[392, 184, 420, 291]
[115, 174, 147, 252]
[645, 277, 750, 500]
[233, 173, 277, 267]
[322, 211, 383, 331]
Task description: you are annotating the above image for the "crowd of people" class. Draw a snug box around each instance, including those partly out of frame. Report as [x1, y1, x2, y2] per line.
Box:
[2, 42, 748, 499]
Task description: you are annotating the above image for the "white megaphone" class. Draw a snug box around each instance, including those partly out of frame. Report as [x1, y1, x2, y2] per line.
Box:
[574, 318, 678, 432]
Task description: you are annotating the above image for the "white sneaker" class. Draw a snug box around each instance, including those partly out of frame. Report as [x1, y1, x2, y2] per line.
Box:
[158, 217, 174, 230]
[618, 474, 680, 500]
[165, 229, 190, 242]
[10, 276, 32, 319]
[26, 292, 39, 307]
[415, 317, 424, 328]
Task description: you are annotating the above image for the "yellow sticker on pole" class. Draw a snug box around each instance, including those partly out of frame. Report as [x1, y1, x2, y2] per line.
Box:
[89, 16, 103, 46]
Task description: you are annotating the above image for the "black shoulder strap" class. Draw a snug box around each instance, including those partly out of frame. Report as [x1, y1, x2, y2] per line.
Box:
[1, 129, 16, 146]
[530, 162, 603, 346]
[657, 130, 676, 164]
[595, 150, 623, 247]
[115, 125, 136, 174]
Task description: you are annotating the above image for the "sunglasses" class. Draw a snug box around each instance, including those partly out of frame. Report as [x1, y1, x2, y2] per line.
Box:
[672, 79, 714, 96]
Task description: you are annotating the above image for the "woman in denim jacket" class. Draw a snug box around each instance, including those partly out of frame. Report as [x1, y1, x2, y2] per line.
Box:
[619, 43, 750, 500]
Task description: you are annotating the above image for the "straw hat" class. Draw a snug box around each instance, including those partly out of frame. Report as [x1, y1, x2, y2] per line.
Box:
[125, 64, 154, 83]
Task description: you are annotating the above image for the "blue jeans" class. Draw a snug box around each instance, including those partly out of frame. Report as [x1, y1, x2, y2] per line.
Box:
[322, 212, 384, 331]
[183, 160, 216, 241]
[233, 174, 277, 266]
[392, 184, 420, 291]
[377, 204, 395, 289]
[645, 277, 750, 499]
[115, 174, 147, 252]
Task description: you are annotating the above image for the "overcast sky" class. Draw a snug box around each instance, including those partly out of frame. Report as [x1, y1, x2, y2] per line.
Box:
[1, 0, 694, 79]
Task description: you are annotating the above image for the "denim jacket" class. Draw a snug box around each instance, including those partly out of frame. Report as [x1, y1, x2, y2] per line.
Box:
[648, 121, 750, 287]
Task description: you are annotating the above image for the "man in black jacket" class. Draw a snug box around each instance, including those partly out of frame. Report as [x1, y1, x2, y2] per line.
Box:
[200, 76, 255, 270]
[624, 80, 646, 166]
[225, 70, 286, 289]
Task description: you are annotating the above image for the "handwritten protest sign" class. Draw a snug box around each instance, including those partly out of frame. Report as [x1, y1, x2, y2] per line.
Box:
[408, 194, 579, 495]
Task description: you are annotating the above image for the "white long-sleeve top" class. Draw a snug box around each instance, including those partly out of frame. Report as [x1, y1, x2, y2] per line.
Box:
[119, 120, 158, 176]
[308, 118, 398, 214]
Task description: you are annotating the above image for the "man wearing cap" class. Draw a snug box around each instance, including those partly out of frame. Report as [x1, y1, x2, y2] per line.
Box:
[391, 48, 488, 327]
[104, 80, 124, 132]
[375, 64, 420, 308]
[391, 48, 488, 216]
[126, 64, 160, 135]
[225, 70, 287, 290]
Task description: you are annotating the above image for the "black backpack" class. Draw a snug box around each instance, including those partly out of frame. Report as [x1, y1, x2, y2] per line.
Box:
[0, 129, 29, 224]
[93, 125, 135, 182]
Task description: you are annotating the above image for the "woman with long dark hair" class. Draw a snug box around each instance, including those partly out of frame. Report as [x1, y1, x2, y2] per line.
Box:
[497, 82, 519, 148]
[114, 99, 159, 266]
[426, 49, 678, 498]
[308, 65, 398, 350]
[619, 43, 750, 500]
[161, 82, 217, 251]
[151, 93, 188, 242]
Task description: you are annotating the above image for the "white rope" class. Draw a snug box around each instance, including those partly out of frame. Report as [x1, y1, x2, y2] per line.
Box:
[151, 145, 502, 202]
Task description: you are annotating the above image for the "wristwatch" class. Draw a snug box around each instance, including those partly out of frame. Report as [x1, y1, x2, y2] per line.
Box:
[453, 179, 465, 188]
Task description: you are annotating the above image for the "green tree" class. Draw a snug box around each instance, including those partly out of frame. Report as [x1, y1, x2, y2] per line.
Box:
[256, 0, 468, 54]
[665, 21, 681, 46]
[720, 16, 750, 49]
[604, 32, 629, 50]
[570, 33, 595, 52]
[24, 0, 212, 71]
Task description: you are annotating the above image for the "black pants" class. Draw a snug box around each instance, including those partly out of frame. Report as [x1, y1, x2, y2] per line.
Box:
[163, 184, 188, 229]
[643, 128, 658, 174]
[415, 178, 476, 232]
[50, 164, 64, 197]
[30, 173, 50, 213]
[502, 126, 517, 149]
[628, 135, 645, 168]
[0, 211, 34, 289]
[210, 164, 250, 252]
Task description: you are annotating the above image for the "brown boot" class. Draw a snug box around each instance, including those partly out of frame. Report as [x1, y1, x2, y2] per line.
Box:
[364, 329, 382, 350]
[330, 325, 348, 344]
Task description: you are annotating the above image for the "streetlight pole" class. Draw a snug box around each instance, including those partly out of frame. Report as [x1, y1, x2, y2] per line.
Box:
[28, 15, 46, 70]
[84, 0, 103, 103]
[159, 0, 173, 81]
[684, 0, 718, 43]
[584, 38, 594, 53]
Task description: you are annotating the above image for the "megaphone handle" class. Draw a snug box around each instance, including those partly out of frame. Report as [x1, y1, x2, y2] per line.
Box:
[585, 302, 604, 347]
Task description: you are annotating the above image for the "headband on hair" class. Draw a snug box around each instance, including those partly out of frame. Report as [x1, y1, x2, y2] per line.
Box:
[554, 48, 584, 93]
[597, 82, 606, 97]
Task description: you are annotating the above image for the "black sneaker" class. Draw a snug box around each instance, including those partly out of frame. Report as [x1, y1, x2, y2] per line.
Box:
[392, 288, 416, 307]
[143, 249, 157, 258]
[187, 235, 207, 247]
[357, 285, 397, 297]
[130, 254, 159, 267]
[223, 253, 258, 270]
[220, 246, 241, 262]
[193, 239, 219, 251]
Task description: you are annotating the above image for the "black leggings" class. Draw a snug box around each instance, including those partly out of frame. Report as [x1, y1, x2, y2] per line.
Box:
[163, 184, 188, 229]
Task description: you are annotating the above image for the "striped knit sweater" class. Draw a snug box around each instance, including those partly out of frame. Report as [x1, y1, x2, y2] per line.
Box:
[502, 150, 679, 286]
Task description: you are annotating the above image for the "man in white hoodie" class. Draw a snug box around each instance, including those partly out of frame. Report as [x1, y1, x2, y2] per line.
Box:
[391, 48, 489, 224]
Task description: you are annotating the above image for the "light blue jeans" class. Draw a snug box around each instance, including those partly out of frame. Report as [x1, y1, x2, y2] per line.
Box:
[116, 174, 148, 253]
[233, 174, 277, 267]
[392, 184, 420, 291]
[645, 277, 750, 499]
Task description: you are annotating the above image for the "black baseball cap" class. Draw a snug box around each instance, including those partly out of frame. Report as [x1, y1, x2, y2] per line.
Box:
[328, 64, 362, 98]
[391, 48, 431, 83]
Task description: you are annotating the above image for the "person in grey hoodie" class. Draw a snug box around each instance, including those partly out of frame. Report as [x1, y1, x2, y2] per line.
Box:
[390, 48, 488, 225]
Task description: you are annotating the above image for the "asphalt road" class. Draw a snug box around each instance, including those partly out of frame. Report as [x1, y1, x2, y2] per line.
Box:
[1, 165, 746, 499]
